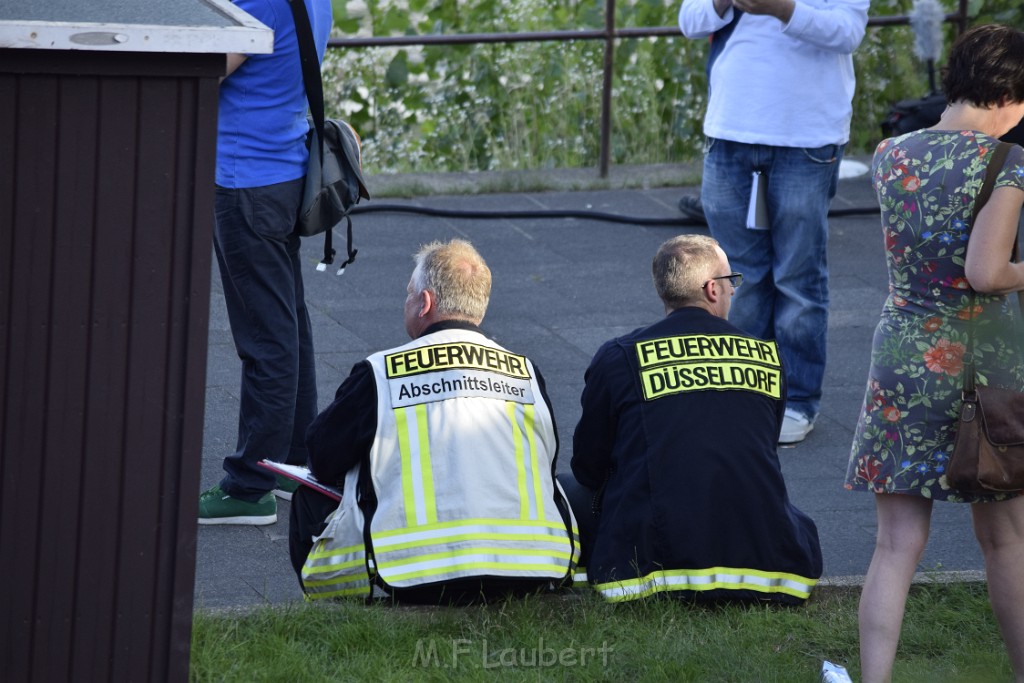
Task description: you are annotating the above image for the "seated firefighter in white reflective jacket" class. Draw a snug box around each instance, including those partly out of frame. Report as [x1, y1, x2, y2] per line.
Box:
[560, 234, 822, 604]
[288, 239, 579, 604]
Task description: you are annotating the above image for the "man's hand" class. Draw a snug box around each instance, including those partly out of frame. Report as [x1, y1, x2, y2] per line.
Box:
[732, 0, 795, 23]
[712, 0, 734, 18]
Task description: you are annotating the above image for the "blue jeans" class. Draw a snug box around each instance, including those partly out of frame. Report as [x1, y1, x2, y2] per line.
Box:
[213, 178, 317, 501]
[701, 138, 843, 420]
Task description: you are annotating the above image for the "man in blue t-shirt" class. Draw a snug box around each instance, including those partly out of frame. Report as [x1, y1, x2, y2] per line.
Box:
[198, 0, 333, 525]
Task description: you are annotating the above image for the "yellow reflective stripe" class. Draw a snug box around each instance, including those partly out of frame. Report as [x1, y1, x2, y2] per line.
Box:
[524, 403, 545, 522]
[303, 570, 370, 598]
[386, 562, 568, 583]
[372, 531, 573, 553]
[306, 541, 365, 561]
[415, 403, 437, 524]
[370, 517, 570, 539]
[303, 570, 366, 587]
[593, 567, 817, 603]
[395, 404, 437, 526]
[395, 406, 417, 527]
[302, 556, 370, 599]
[380, 550, 571, 583]
[507, 401, 530, 519]
[303, 556, 366, 575]
[377, 546, 573, 568]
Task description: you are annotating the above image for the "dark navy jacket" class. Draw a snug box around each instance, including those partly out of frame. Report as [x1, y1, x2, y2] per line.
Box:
[571, 306, 822, 603]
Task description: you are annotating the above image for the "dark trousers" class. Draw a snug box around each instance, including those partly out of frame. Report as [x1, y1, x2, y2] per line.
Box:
[556, 472, 598, 570]
[213, 178, 317, 501]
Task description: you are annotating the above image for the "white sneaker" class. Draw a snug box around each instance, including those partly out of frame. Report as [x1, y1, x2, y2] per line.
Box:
[779, 408, 814, 444]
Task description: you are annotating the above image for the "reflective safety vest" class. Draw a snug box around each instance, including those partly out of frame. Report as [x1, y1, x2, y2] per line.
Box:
[302, 328, 578, 599]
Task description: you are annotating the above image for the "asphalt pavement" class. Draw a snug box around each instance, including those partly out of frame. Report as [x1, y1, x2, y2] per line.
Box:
[193, 161, 987, 612]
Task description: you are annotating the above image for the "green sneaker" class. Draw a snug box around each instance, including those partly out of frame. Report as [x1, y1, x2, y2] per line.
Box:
[273, 474, 301, 501]
[198, 485, 277, 526]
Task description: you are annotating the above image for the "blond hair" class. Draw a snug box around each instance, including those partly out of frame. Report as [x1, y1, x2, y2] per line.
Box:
[411, 239, 491, 322]
[652, 234, 721, 309]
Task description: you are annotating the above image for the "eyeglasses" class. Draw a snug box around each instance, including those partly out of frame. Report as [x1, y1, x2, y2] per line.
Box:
[702, 272, 743, 289]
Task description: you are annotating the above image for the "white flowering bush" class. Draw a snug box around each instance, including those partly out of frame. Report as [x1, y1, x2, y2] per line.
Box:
[323, 0, 1021, 174]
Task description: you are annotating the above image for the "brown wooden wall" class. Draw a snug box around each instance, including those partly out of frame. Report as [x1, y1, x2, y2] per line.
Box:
[0, 50, 221, 682]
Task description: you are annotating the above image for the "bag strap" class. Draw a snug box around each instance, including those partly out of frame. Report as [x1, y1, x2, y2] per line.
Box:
[288, 0, 325, 159]
[287, 0, 339, 269]
[971, 142, 1012, 224]
[964, 140, 1014, 395]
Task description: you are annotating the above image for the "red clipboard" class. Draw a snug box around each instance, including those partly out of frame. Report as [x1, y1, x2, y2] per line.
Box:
[258, 460, 343, 501]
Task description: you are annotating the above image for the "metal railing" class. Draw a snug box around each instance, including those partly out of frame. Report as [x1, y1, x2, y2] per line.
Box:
[328, 0, 971, 178]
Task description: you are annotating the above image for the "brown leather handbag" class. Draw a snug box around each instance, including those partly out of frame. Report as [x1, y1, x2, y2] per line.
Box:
[947, 141, 1024, 495]
[949, 384, 1024, 493]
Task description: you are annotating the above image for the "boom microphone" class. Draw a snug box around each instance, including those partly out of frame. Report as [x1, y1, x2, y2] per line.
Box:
[909, 0, 945, 93]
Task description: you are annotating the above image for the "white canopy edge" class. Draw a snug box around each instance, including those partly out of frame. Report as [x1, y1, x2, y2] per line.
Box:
[0, 0, 273, 54]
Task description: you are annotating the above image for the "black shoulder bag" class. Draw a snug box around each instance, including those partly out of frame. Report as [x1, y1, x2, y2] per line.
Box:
[288, 0, 370, 274]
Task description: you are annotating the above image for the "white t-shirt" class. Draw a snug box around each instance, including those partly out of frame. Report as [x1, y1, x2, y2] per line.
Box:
[679, 0, 869, 148]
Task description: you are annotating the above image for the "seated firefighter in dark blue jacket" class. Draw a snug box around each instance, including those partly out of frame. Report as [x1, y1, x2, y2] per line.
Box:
[561, 234, 822, 604]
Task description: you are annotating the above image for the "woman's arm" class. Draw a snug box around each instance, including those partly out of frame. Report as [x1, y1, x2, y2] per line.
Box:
[965, 185, 1024, 294]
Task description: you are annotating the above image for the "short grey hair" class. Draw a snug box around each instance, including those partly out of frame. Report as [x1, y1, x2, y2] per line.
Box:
[652, 234, 721, 309]
[411, 239, 491, 322]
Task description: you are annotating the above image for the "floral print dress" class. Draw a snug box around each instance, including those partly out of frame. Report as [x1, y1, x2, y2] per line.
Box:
[845, 130, 1024, 502]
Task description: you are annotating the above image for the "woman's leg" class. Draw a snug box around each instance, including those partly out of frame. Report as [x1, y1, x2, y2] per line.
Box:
[971, 495, 1024, 681]
[858, 493, 933, 683]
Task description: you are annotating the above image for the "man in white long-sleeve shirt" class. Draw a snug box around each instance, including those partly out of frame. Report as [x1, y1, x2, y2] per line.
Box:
[679, 0, 868, 444]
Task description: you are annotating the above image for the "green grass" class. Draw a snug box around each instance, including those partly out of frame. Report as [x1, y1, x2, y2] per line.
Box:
[190, 582, 1013, 682]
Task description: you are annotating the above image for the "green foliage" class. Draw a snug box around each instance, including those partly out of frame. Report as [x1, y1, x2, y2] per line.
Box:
[191, 583, 1013, 682]
[324, 0, 1024, 174]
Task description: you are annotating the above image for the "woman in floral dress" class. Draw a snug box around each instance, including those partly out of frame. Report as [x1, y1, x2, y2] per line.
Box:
[845, 24, 1024, 683]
